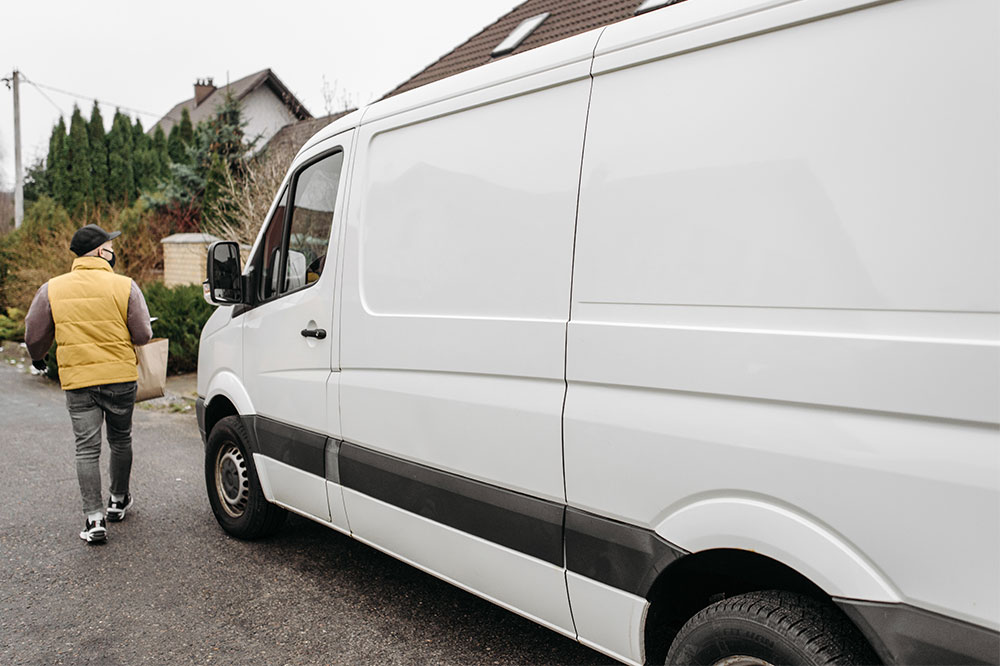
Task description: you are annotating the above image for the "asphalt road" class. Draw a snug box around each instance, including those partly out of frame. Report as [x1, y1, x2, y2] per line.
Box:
[0, 361, 608, 665]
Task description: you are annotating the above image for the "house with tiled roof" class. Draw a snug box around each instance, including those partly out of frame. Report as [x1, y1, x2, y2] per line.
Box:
[151, 69, 312, 146]
[384, 0, 683, 98]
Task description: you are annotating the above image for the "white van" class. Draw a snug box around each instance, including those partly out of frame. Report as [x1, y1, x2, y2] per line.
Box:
[196, 0, 1000, 663]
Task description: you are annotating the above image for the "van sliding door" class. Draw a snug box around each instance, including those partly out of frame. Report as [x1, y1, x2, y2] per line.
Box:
[336, 36, 600, 636]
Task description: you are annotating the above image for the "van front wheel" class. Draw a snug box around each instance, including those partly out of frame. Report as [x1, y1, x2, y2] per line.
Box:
[205, 416, 286, 539]
[666, 591, 879, 666]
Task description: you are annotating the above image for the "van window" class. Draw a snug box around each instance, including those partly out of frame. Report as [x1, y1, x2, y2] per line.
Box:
[258, 188, 287, 301]
[285, 150, 344, 291]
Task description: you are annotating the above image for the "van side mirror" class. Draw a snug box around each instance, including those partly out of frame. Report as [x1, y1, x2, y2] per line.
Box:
[206, 241, 245, 304]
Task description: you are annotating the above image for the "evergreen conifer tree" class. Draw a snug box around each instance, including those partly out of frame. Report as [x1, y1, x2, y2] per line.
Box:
[131, 117, 154, 192]
[167, 125, 184, 164]
[178, 107, 194, 146]
[47, 118, 69, 208]
[202, 152, 229, 212]
[88, 102, 109, 205]
[132, 117, 145, 146]
[23, 157, 49, 202]
[106, 111, 135, 203]
[46, 118, 64, 172]
[201, 91, 253, 177]
[119, 111, 137, 200]
[118, 111, 134, 157]
[65, 105, 94, 211]
[56, 120, 75, 209]
[152, 125, 170, 180]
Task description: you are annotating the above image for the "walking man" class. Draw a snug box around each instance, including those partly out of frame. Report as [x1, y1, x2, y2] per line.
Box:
[25, 224, 152, 543]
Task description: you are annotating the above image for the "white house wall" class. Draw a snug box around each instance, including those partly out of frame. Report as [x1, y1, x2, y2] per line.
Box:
[241, 88, 301, 147]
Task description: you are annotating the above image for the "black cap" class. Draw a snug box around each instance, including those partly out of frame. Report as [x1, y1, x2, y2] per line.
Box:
[70, 224, 121, 257]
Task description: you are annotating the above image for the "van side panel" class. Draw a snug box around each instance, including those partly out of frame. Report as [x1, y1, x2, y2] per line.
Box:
[567, 0, 999, 631]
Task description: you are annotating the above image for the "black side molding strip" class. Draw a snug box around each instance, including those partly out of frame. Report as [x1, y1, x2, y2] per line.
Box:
[339, 442, 565, 566]
[253, 416, 327, 478]
[565, 506, 685, 597]
[241, 419, 688, 595]
[837, 598, 1000, 666]
[238, 415, 341, 481]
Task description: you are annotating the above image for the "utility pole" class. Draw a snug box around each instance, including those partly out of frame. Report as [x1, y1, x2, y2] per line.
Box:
[3, 69, 23, 228]
[12, 69, 23, 228]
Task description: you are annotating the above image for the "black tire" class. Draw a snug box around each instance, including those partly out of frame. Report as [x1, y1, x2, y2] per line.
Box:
[666, 591, 880, 666]
[205, 415, 286, 539]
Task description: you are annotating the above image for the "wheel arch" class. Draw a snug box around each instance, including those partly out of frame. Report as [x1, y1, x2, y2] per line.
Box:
[203, 370, 254, 438]
[204, 394, 239, 441]
[642, 495, 900, 663]
[653, 495, 900, 601]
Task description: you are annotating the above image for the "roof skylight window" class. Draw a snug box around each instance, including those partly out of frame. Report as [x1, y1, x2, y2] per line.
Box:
[492, 13, 550, 57]
[635, 0, 687, 16]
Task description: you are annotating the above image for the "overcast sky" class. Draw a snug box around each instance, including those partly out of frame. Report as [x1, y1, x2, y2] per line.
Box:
[0, 0, 521, 189]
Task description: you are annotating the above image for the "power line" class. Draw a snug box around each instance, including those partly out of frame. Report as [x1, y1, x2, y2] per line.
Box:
[19, 73, 160, 118]
[22, 78, 66, 116]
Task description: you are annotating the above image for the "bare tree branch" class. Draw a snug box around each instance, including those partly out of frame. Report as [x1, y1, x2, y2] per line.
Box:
[201, 141, 296, 247]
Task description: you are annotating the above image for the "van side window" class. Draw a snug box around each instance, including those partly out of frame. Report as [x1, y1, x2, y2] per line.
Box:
[284, 150, 344, 291]
[258, 188, 288, 302]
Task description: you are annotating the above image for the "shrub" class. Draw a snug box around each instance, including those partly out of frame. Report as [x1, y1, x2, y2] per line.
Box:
[0, 196, 172, 312]
[0, 307, 25, 340]
[143, 282, 213, 374]
[113, 200, 164, 285]
[0, 197, 75, 312]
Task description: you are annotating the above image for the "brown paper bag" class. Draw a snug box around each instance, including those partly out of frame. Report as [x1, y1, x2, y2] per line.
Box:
[134, 338, 169, 402]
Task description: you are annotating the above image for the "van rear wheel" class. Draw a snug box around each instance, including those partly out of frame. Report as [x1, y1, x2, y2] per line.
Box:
[666, 591, 879, 666]
[205, 416, 286, 539]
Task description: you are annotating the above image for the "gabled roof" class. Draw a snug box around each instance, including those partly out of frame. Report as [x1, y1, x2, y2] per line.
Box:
[152, 69, 312, 135]
[383, 0, 657, 99]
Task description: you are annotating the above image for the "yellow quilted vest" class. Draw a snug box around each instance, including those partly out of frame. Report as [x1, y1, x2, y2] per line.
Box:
[47, 256, 137, 390]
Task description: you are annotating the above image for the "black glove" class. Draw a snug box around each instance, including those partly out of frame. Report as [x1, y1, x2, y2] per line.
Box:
[32, 358, 47, 372]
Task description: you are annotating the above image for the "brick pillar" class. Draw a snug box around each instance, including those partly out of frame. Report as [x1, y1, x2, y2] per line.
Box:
[160, 233, 221, 287]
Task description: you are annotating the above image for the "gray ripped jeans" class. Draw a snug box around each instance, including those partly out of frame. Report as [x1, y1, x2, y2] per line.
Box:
[65, 381, 137, 515]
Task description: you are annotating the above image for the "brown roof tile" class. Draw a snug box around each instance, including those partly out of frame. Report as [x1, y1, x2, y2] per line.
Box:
[263, 109, 356, 158]
[383, 0, 650, 99]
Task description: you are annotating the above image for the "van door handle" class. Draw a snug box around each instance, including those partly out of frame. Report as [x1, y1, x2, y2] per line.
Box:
[300, 328, 327, 339]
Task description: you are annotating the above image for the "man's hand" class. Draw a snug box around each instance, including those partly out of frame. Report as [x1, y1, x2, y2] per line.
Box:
[31, 358, 48, 373]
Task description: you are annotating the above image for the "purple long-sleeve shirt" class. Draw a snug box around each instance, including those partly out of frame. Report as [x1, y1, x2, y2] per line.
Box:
[24, 281, 153, 361]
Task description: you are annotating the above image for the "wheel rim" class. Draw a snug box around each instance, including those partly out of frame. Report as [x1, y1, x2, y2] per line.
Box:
[712, 658, 775, 666]
[215, 441, 249, 518]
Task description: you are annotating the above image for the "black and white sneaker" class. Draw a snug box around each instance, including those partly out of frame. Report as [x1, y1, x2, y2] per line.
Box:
[106, 494, 133, 523]
[79, 517, 107, 543]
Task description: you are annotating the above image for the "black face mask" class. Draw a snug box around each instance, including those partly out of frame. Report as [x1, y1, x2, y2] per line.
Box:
[102, 248, 116, 268]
